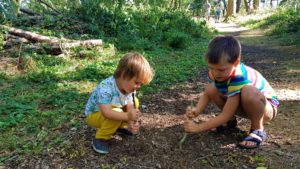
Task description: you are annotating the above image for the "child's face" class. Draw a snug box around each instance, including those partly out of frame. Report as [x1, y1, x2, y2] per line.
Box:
[208, 58, 237, 82]
[120, 76, 143, 94]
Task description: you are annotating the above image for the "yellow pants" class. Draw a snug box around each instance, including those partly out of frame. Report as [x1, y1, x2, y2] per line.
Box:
[86, 98, 139, 140]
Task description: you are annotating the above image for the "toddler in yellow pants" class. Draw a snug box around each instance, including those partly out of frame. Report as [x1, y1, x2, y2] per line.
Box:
[84, 52, 154, 154]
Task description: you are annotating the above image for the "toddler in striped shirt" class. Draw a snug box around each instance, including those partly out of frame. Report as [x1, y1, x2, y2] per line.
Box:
[184, 36, 279, 149]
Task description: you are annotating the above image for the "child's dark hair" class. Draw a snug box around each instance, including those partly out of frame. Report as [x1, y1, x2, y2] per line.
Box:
[205, 36, 241, 64]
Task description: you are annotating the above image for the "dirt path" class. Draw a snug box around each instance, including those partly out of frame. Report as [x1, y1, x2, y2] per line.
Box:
[6, 22, 300, 169]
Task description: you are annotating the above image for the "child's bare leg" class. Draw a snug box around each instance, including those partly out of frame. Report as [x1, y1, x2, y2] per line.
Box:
[240, 85, 273, 130]
[239, 85, 274, 147]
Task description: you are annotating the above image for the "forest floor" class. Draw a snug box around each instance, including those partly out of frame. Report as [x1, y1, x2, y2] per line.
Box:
[5, 20, 300, 169]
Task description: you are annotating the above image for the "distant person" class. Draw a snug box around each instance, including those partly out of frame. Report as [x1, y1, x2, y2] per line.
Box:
[215, 1, 222, 23]
[84, 52, 154, 154]
[184, 36, 279, 149]
[204, 0, 212, 22]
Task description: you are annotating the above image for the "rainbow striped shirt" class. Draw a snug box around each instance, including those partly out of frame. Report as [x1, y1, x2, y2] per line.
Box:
[209, 63, 279, 107]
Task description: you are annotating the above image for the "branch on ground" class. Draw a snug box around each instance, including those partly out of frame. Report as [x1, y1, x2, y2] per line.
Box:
[0, 25, 103, 55]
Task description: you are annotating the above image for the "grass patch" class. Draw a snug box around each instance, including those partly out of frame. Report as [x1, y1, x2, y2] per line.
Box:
[241, 7, 300, 45]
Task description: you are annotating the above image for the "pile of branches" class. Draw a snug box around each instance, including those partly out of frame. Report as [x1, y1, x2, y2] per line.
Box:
[1, 1, 102, 55]
[1, 25, 102, 55]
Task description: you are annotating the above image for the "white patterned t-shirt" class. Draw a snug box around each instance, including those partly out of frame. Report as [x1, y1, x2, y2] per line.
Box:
[84, 76, 133, 116]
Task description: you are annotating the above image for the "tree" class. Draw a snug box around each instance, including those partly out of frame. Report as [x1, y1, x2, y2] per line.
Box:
[236, 0, 242, 13]
[225, 0, 235, 19]
[189, 0, 205, 16]
[253, 0, 260, 10]
[244, 0, 250, 13]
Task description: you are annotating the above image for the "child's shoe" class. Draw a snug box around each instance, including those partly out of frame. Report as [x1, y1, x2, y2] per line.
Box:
[92, 139, 110, 154]
[116, 128, 133, 136]
[216, 117, 238, 133]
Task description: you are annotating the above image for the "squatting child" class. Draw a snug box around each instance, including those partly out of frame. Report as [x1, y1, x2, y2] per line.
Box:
[184, 36, 279, 149]
[84, 52, 154, 154]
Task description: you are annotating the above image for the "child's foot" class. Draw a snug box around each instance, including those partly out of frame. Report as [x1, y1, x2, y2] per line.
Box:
[216, 117, 238, 133]
[116, 128, 133, 136]
[238, 129, 267, 149]
[92, 139, 110, 154]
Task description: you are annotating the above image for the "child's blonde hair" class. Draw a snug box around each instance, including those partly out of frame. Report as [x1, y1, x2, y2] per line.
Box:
[114, 52, 154, 84]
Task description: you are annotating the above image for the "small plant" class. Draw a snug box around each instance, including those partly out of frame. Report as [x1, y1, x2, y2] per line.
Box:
[164, 29, 191, 49]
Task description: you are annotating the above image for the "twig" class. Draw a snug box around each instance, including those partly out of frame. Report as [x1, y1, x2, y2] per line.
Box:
[179, 101, 194, 150]
[132, 92, 137, 109]
[179, 132, 187, 150]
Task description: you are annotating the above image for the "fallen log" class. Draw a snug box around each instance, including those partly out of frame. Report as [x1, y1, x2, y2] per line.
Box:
[20, 8, 42, 16]
[0, 25, 59, 43]
[47, 40, 103, 55]
[1, 25, 103, 55]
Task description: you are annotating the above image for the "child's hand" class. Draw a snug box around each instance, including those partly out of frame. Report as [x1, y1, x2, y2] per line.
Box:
[127, 109, 140, 121]
[185, 106, 198, 118]
[184, 115, 201, 133]
[128, 121, 140, 134]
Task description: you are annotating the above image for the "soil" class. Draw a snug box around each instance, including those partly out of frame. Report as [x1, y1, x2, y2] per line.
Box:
[4, 23, 300, 169]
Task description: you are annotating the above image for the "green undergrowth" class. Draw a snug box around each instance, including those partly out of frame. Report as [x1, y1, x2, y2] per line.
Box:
[241, 7, 300, 45]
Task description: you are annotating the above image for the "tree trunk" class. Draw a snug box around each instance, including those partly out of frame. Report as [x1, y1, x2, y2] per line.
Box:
[253, 0, 260, 10]
[236, 0, 242, 13]
[225, 0, 235, 19]
[244, 0, 250, 13]
[222, 0, 227, 16]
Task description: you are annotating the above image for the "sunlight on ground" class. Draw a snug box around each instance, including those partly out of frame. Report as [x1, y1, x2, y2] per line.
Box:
[209, 12, 273, 34]
[140, 113, 213, 129]
[274, 89, 300, 101]
[235, 12, 274, 24]
[141, 113, 182, 129]
[211, 22, 249, 33]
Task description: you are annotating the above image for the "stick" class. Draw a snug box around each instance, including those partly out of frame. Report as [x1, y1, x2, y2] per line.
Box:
[179, 132, 187, 150]
[131, 92, 140, 135]
[132, 92, 137, 109]
[179, 101, 195, 150]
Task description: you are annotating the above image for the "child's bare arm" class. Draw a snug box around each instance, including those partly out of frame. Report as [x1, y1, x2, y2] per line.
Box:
[195, 92, 210, 114]
[99, 104, 140, 121]
[186, 92, 210, 118]
[185, 94, 239, 132]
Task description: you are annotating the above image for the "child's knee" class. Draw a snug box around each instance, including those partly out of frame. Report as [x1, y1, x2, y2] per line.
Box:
[241, 86, 263, 104]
